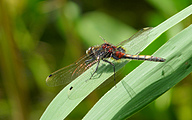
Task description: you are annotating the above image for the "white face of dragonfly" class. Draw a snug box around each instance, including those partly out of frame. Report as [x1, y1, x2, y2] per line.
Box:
[86, 45, 100, 55]
[86, 47, 92, 55]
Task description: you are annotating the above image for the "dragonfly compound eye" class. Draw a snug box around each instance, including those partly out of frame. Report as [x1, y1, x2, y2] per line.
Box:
[86, 47, 92, 55]
[86, 47, 93, 55]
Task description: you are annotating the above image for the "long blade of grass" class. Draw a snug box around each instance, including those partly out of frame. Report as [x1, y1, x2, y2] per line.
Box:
[40, 4, 192, 120]
[83, 23, 192, 120]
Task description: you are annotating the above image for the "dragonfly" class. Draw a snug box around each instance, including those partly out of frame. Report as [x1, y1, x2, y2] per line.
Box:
[46, 27, 166, 87]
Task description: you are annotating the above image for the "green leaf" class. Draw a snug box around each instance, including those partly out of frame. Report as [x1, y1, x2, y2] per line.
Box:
[40, 4, 192, 120]
[83, 23, 192, 120]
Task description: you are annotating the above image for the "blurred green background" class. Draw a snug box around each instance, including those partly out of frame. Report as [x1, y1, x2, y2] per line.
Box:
[0, 0, 191, 120]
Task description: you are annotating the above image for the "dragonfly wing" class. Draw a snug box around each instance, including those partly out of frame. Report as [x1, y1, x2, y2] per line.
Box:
[46, 54, 94, 87]
[46, 64, 78, 87]
[118, 27, 153, 55]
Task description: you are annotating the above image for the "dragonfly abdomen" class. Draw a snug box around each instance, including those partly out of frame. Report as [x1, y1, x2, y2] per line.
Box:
[124, 54, 166, 62]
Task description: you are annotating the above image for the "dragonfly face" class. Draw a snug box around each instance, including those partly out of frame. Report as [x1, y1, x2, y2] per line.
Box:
[46, 27, 166, 87]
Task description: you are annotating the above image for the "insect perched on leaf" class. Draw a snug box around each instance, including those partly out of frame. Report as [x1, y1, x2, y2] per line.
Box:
[46, 27, 166, 87]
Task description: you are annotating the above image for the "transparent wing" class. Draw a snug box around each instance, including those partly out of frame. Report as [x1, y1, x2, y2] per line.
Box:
[46, 54, 96, 87]
[117, 27, 153, 55]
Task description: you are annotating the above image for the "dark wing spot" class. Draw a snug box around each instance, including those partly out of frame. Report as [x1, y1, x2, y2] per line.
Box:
[48, 74, 53, 77]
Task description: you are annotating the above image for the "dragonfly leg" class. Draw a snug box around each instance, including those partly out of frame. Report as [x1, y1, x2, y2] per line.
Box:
[89, 56, 101, 79]
[85, 58, 95, 65]
[102, 59, 116, 85]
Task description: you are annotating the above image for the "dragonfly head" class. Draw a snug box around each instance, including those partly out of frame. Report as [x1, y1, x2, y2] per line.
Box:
[86, 47, 92, 55]
[86, 45, 100, 55]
